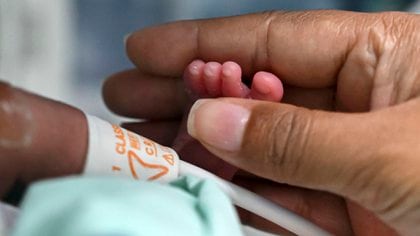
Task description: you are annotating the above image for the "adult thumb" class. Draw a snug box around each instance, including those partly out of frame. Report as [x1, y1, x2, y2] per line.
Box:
[186, 98, 420, 230]
[187, 97, 379, 190]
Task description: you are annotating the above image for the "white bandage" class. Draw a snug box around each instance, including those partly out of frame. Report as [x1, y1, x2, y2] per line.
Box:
[83, 115, 179, 183]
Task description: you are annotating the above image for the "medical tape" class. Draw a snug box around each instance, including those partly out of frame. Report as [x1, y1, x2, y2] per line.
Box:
[83, 115, 179, 183]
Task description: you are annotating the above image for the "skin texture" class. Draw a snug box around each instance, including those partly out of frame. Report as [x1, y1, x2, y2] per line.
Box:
[0, 82, 88, 198]
[103, 10, 420, 235]
[0, 84, 33, 150]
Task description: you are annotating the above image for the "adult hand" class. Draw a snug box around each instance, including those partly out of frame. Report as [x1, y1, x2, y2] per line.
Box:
[103, 10, 420, 235]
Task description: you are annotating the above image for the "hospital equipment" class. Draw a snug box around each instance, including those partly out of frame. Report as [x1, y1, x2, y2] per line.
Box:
[84, 115, 332, 236]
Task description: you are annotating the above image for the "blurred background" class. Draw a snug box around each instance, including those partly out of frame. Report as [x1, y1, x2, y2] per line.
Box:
[0, 0, 418, 122]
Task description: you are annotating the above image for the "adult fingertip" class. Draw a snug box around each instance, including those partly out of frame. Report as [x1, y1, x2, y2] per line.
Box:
[187, 99, 250, 152]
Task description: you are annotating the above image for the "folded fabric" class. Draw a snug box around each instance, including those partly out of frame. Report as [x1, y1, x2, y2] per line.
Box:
[0, 202, 19, 236]
[12, 176, 243, 236]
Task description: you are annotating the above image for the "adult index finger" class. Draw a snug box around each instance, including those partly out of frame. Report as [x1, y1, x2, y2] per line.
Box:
[126, 10, 365, 88]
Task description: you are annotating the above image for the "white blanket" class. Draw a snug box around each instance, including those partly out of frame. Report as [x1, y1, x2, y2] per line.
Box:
[0, 202, 18, 236]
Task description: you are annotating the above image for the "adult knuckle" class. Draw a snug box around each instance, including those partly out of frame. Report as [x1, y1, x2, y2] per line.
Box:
[369, 12, 420, 105]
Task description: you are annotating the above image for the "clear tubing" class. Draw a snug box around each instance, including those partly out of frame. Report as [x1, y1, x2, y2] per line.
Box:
[179, 161, 332, 236]
[83, 115, 331, 235]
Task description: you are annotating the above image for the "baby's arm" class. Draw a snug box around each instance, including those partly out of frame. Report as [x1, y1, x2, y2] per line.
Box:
[0, 82, 87, 199]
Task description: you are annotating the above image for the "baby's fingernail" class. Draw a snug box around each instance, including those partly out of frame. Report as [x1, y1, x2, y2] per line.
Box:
[187, 99, 250, 152]
[222, 65, 233, 77]
[222, 61, 239, 77]
[189, 61, 202, 76]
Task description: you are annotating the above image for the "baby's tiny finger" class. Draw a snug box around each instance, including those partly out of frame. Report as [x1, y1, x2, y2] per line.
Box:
[250, 71, 283, 102]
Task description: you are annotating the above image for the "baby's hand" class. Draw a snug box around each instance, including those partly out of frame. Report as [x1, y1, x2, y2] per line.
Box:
[183, 60, 283, 102]
[179, 60, 284, 180]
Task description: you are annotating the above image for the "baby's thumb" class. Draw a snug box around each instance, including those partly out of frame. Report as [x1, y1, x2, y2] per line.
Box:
[187, 98, 403, 206]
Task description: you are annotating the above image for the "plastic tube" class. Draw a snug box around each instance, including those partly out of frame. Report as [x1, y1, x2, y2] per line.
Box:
[83, 114, 331, 236]
[179, 161, 331, 236]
